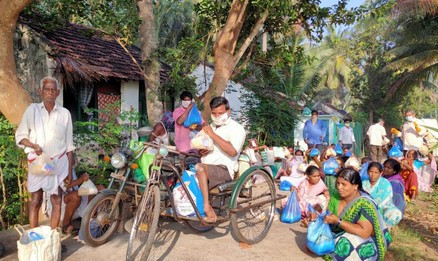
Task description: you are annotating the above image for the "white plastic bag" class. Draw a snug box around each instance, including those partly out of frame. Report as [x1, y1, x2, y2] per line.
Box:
[273, 147, 285, 158]
[190, 130, 214, 150]
[15, 225, 61, 261]
[29, 153, 55, 176]
[78, 180, 98, 196]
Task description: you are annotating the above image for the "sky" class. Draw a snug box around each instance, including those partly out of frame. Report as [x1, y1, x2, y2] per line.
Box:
[320, 0, 365, 8]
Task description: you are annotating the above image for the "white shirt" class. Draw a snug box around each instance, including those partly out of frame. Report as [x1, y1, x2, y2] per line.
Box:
[15, 102, 75, 157]
[202, 118, 246, 179]
[366, 123, 386, 146]
[339, 126, 356, 144]
[401, 119, 426, 150]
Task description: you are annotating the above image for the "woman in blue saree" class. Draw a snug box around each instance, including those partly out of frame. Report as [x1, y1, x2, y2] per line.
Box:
[323, 168, 391, 261]
[362, 162, 402, 227]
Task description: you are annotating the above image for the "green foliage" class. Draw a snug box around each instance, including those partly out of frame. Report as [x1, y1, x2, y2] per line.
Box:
[160, 36, 203, 104]
[26, 0, 141, 44]
[74, 101, 141, 156]
[74, 101, 143, 185]
[0, 114, 28, 229]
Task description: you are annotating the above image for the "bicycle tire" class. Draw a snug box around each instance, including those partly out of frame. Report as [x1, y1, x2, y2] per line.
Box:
[126, 185, 160, 261]
[230, 169, 276, 244]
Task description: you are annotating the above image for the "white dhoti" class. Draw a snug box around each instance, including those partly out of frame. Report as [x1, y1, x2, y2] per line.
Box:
[27, 154, 68, 195]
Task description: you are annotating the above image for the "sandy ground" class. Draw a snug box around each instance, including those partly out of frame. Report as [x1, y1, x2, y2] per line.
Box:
[1, 217, 319, 261]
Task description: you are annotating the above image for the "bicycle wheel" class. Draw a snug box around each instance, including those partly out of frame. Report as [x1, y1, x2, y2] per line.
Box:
[80, 193, 121, 247]
[183, 220, 214, 233]
[230, 169, 276, 244]
[126, 185, 160, 261]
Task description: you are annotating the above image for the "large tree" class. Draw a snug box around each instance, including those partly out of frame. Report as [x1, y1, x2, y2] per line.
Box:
[196, 0, 361, 119]
[0, 0, 33, 126]
[138, 0, 162, 124]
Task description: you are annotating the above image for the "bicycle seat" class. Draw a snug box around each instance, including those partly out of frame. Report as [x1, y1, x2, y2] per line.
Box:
[210, 180, 237, 194]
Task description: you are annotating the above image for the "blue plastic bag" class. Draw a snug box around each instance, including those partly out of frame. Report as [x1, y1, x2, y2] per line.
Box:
[394, 137, 403, 151]
[173, 167, 205, 217]
[322, 157, 340, 175]
[309, 148, 320, 157]
[388, 146, 403, 158]
[281, 191, 301, 223]
[306, 205, 335, 256]
[334, 143, 343, 155]
[344, 150, 352, 157]
[279, 180, 293, 191]
[183, 104, 202, 128]
[359, 161, 370, 181]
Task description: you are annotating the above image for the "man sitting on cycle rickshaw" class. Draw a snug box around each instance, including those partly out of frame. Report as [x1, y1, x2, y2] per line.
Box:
[195, 97, 246, 223]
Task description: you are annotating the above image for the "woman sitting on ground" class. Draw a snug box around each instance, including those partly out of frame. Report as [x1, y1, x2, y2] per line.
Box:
[323, 168, 391, 260]
[399, 149, 419, 202]
[362, 162, 402, 227]
[382, 158, 406, 214]
[276, 149, 305, 179]
[291, 166, 329, 226]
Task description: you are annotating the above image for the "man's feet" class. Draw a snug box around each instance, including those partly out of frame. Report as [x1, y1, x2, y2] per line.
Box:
[203, 204, 217, 223]
[62, 224, 79, 235]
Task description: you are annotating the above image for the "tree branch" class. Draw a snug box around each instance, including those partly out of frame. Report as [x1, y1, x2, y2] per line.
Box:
[233, 9, 269, 64]
[215, 0, 249, 53]
[384, 62, 426, 101]
[114, 37, 151, 82]
[0, 0, 33, 24]
[231, 41, 256, 78]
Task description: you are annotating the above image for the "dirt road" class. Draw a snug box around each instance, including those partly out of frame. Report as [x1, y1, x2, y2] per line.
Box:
[1, 218, 318, 261]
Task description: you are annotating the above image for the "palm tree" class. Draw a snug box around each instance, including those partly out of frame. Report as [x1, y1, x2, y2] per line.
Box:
[383, 0, 438, 100]
[304, 26, 354, 109]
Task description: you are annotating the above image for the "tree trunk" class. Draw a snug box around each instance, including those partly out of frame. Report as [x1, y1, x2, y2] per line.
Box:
[138, 0, 162, 125]
[201, 0, 268, 120]
[201, 49, 235, 119]
[0, 0, 33, 126]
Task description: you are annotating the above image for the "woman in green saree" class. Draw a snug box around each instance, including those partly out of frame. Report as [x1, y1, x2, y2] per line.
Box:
[323, 168, 392, 261]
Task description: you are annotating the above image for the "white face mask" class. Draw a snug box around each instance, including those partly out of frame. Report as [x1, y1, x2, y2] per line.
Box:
[345, 123, 350, 127]
[181, 100, 191, 108]
[406, 116, 414, 122]
[211, 112, 229, 126]
[294, 156, 304, 162]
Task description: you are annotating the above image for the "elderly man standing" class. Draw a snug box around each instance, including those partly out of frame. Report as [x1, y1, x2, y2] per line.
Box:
[366, 118, 387, 163]
[15, 77, 75, 230]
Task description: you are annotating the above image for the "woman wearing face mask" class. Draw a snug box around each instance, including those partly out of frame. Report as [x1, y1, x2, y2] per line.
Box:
[322, 168, 391, 260]
[338, 118, 356, 151]
[362, 162, 402, 227]
[276, 150, 305, 179]
[173, 91, 204, 152]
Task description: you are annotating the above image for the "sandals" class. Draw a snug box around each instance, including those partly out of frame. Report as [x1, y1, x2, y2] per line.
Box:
[62, 224, 79, 235]
[203, 216, 217, 223]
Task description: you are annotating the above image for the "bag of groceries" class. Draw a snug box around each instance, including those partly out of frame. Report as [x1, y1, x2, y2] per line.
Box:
[190, 130, 214, 150]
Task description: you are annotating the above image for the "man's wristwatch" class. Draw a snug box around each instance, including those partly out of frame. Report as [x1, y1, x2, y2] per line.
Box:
[336, 218, 342, 226]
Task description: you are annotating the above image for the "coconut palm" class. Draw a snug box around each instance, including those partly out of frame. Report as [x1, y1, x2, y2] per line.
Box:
[303, 26, 354, 109]
[383, 0, 438, 100]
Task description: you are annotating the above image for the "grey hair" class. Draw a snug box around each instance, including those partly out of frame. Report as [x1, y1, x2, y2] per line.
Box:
[39, 76, 59, 90]
[405, 109, 415, 115]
